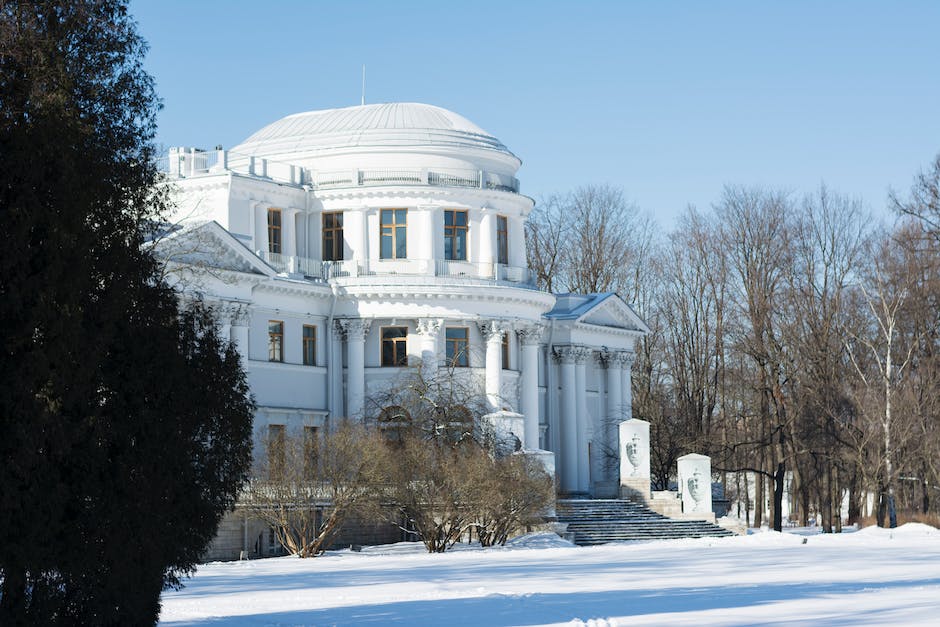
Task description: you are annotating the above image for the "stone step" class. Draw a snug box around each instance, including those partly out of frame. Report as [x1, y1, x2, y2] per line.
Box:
[554, 498, 734, 546]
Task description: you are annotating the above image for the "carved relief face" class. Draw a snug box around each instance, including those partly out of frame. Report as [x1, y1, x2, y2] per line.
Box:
[625, 434, 641, 474]
[687, 469, 704, 503]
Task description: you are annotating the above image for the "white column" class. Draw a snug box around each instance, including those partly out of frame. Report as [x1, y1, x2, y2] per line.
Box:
[509, 215, 526, 268]
[338, 319, 371, 419]
[621, 351, 636, 422]
[283, 207, 300, 257]
[554, 346, 579, 494]
[417, 206, 436, 274]
[415, 318, 442, 382]
[330, 326, 344, 417]
[479, 209, 495, 275]
[517, 324, 545, 450]
[348, 209, 367, 263]
[229, 303, 250, 361]
[604, 351, 625, 484]
[478, 320, 506, 412]
[253, 202, 266, 252]
[574, 347, 591, 494]
[606, 351, 623, 429]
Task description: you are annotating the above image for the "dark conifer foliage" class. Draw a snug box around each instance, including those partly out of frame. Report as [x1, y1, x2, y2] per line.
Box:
[0, 1, 254, 623]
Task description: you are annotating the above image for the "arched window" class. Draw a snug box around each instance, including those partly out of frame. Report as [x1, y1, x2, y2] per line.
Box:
[441, 405, 474, 444]
[378, 405, 412, 443]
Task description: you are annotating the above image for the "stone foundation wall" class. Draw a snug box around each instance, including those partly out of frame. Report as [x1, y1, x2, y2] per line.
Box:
[620, 476, 651, 503]
[202, 507, 405, 562]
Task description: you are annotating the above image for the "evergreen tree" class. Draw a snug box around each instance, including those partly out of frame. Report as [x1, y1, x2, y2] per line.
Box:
[0, 1, 254, 623]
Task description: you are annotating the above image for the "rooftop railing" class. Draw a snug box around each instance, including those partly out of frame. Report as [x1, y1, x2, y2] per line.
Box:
[160, 148, 520, 193]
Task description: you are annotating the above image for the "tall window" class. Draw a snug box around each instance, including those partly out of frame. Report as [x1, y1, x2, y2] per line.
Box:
[322, 212, 344, 261]
[267, 208, 282, 254]
[302, 324, 317, 366]
[381, 327, 408, 366]
[267, 424, 286, 480]
[380, 209, 407, 259]
[496, 215, 509, 265]
[268, 320, 284, 362]
[444, 210, 468, 261]
[501, 333, 510, 369]
[445, 327, 469, 367]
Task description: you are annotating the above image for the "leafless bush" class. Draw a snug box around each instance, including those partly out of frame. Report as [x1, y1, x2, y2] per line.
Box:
[243, 420, 389, 557]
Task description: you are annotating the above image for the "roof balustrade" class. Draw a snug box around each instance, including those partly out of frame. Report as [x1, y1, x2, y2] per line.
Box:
[158, 148, 519, 193]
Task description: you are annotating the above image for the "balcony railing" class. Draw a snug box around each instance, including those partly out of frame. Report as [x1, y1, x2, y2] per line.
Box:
[159, 148, 521, 193]
[256, 253, 535, 287]
[258, 251, 325, 279]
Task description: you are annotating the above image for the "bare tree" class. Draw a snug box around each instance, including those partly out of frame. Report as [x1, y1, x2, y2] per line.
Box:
[714, 185, 794, 531]
[844, 224, 924, 527]
[892, 153, 940, 243]
[473, 453, 554, 547]
[784, 186, 868, 531]
[369, 368, 553, 552]
[526, 184, 655, 299]
[243, 420, 389, 557]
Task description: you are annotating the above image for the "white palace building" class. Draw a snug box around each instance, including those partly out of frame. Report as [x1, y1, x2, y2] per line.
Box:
[159, 102, 651, 558]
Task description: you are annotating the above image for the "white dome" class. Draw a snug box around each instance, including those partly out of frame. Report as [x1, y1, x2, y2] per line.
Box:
[231, 103, 516, 161]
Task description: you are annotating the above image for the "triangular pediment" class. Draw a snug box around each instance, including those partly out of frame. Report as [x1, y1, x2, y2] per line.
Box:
[581, 295, 649, 333]
[546, 292, 649, 335]
[153, 221, 275, 276]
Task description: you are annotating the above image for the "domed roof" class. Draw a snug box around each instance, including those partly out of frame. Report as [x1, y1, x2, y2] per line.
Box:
[232, 102, 516, 160]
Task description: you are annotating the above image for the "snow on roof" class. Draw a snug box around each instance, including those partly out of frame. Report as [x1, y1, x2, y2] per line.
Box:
[544, 292, 618, 320]
[232, 102, 515, 159]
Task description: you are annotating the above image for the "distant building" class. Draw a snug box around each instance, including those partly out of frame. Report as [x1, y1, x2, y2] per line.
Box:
[159, 103, 648, 558]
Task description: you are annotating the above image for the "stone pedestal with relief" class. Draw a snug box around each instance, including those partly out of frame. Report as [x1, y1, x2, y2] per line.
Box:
[677, 453, 715, 522]
[619, 418, 651, 503]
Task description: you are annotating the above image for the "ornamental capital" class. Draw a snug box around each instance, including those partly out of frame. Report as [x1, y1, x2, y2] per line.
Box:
[600, 349, 634, 369]
[415, 318, 443, 337]
[515, 323, 545, 346]
[572, 346, 592, 364]
[220, 301, 250, 326]
[553, 344, 582, 364]
[477, 319, 510, 342]
[336, 318, 372, 340]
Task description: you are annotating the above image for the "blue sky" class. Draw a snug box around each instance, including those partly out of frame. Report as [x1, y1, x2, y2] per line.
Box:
[132, 1, 940, 227]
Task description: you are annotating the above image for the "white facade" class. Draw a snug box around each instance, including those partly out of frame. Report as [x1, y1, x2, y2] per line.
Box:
[159, 103, 649, 513]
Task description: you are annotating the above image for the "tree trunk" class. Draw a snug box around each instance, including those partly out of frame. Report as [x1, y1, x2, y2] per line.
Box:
[773, 461, 785, 531]
[821, 465, 833, 533]
[833, 465, 843, 533]
[877, 481, 887, 527]
[847, 473, 861, 526]
[754, 469, 764, 528]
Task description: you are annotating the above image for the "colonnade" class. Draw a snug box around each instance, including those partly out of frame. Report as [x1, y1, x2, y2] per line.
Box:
[220, 302, 636, 499]
[333, 317, 546, 452]
[553, 345, 635, 495]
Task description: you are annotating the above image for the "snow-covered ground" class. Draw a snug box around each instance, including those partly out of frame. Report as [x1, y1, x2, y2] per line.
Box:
[159, 524, 940, 626]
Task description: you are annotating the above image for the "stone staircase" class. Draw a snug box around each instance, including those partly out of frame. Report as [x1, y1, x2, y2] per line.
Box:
[556, 499, 735, 545]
